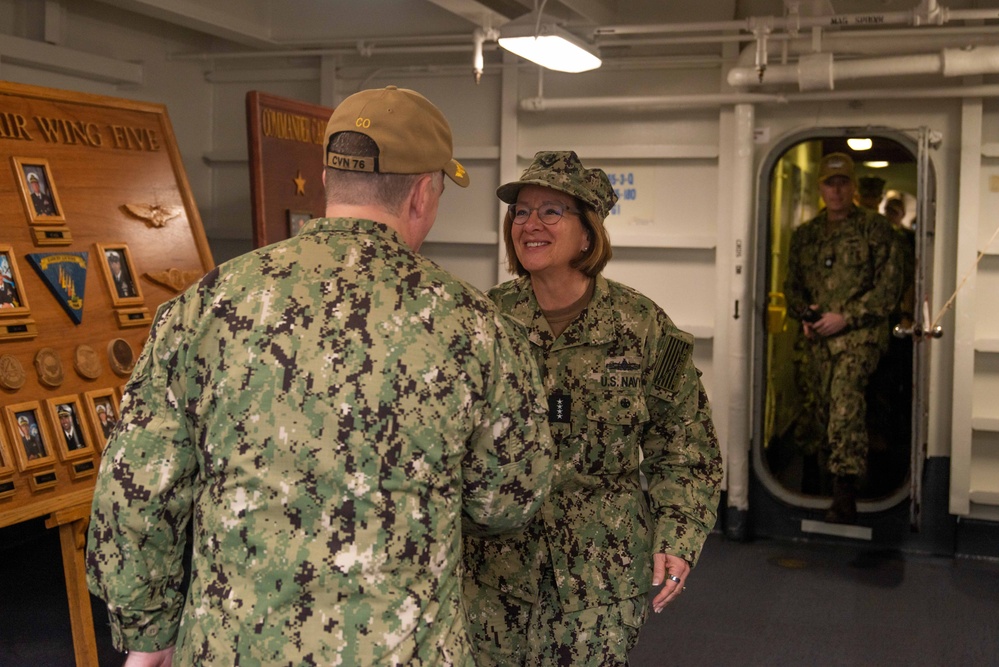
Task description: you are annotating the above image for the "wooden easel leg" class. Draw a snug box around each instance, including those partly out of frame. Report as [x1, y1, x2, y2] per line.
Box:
[47, 507, 99, 667]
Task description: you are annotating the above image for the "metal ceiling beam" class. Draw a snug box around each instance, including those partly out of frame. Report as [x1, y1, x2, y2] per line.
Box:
[557, 0, 616, 25]
[423, 0, 513, 28]
[447, 0, 608, 24]
[90, 0, 276, 48]
[0, 33, 144, 84]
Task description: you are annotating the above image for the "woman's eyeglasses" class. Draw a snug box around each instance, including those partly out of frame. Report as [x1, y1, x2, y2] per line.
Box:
[509, 202, 581, 225]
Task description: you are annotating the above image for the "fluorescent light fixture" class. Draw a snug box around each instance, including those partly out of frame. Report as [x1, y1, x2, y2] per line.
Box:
[847, 137, 873, 151]
[863, 160, 889, 168]
[498, 12, 601, 73]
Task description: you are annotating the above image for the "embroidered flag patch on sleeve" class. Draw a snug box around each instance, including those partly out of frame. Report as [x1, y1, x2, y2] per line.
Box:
[652, 331, 693, 394]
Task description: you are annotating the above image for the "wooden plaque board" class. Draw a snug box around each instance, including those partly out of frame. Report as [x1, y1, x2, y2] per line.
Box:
[0, 80, 214, 529]
[246, 91, 331, 248]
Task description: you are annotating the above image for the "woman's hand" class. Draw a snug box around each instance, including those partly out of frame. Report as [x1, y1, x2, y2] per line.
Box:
[651, 553, 690, 613]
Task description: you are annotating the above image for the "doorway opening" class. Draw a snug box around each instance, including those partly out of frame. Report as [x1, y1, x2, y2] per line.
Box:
[752, 128, 930, 526]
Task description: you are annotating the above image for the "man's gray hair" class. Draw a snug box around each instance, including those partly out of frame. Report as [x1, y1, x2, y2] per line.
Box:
[325, 131, 441, 214]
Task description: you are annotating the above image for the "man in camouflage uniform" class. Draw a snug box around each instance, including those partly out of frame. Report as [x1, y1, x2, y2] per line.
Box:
[463, 151, 723, 666]
[786, 152, 903, 523]
[857, 175, 886, 211]
[86, 86, 555, 666]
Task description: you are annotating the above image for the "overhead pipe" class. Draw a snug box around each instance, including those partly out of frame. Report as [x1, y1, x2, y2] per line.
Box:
[472, 27, 499, 84]
[169, 33, 482, 61]
[791, 84, 999, 101]
[728, 44, 999, 91]
[787, 49, 959, 89]
[731, 29, 999, 65]
[751, 22, 771, 81]
[590, 24, 999, 66]
[593, 2, 945, 38]
[520, 92, 784, 111]
[518, 83, 999, 113]
[723, 1, 999, 90]
[593, 1, 999, 40]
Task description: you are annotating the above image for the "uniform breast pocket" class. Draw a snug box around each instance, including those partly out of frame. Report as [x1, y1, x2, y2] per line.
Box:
[581, 389, 649, 475]
[838, 238, 870, 268]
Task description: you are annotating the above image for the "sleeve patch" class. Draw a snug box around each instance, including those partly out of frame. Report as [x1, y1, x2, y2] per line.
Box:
[652, 331, 693, 394]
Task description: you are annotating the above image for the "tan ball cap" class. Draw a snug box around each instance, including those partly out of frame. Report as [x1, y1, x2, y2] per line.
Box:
[323, 85, 469, 187]
[817, 152, 856, 184]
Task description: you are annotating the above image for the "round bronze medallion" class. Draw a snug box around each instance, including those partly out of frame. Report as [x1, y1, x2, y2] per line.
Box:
[34, 347, 64, 388]
[74, 344, 103, 380]
[0, 354, 26, 390]
[108, 338, 135, 377]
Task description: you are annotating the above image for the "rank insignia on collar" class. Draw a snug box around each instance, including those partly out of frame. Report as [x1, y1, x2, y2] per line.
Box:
[27, 252, 88, 324]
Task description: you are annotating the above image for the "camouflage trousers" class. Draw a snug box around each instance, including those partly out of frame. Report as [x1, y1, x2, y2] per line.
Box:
[463, 566, 646, 667]
[793, 339, 883, 477]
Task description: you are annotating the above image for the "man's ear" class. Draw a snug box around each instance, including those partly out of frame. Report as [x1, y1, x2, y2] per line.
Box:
[408, 174, 436, 220]
[400, 174, 438, 251]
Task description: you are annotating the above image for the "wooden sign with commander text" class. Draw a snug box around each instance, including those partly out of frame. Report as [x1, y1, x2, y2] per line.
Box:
[246, 91, 332, 247]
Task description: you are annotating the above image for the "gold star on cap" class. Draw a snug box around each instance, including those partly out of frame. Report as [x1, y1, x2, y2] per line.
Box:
[294, 170, 306, 196]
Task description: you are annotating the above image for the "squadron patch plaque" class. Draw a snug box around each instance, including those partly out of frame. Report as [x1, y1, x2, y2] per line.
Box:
[26, 252, 88, 324]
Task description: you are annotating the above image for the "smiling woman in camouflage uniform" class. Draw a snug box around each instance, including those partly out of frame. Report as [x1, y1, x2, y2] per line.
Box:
[463, 150, 723, 666]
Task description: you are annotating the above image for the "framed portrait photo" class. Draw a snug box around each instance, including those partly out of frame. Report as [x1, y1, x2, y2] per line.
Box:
[4, 401, 56, 472]
[0, 429, 14, 498]
[96, 242, 144, 307]
[0, 244, 31, 318]
[12, 156, 65, 224]
[0, 426, 14, 477]
[84, 387, 121, 452]
[45, 395, 95, 461]
[288, 210, 312, 237]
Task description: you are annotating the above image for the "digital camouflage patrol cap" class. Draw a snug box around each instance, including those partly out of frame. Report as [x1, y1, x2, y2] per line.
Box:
[323, 85, 469, 187]
[817, 152, 856, 184]
[497, 150, 618, 219]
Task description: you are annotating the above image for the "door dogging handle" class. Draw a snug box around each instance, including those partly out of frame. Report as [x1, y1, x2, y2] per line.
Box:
[893, 323, 944, 339]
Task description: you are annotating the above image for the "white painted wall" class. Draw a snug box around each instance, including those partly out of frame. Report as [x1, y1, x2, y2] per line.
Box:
[5, 0, 999, 518]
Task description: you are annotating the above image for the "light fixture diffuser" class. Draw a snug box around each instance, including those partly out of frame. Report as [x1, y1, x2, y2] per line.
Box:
[498, 13, 601, 73]
[847, 137, 873, 151]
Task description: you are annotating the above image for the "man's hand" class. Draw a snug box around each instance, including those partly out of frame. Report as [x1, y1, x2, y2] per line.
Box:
[124, 647, 175, 667]
[811, 311, 847, 337]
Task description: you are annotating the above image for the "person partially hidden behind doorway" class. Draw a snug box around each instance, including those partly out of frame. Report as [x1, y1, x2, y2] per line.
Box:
[865, 195, 917, 494]
[857, 175, 886, 212]
[785, 152, 903, 524]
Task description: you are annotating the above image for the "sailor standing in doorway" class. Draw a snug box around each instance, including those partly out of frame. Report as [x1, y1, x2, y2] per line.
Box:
[785, 152, 903, 524]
